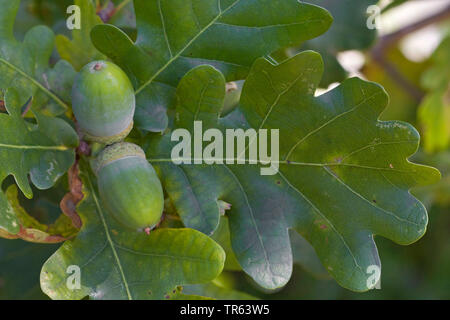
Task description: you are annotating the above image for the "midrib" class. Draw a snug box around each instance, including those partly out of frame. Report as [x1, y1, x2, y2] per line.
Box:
[135, 0, 242, 95]
[0, 143, 69, 151]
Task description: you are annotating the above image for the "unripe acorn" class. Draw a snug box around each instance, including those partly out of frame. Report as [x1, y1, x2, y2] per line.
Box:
[72, 60, 135, 144]
[93, 142, 164, 231]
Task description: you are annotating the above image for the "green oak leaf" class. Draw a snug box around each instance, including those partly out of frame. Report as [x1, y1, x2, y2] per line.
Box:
[273, 0, 377, 87]
[40, 161, 225, 300]
[91, 0, 333, 132]
[0, 88, 78, 234]
[55, 0, 105, 71]
[304, 0, 377, 87]
[213, 214, 328, 277]
[0, 0, 75, 115]
[146, 52, 440, 291]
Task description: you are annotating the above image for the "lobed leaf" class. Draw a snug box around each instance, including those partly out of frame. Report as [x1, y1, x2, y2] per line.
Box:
[146, 52, 440, 291]
[55, 0, 105, 71]
[0, 0, 76, 115]
[0, 88, 78, 234]
[40, 161, 225, 300]
[91, 0, 333, 132]
[274, 0, 378, 87]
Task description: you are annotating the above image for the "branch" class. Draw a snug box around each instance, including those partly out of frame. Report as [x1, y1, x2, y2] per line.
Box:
[370, 5, 450, 102]
[378, 5, 450, 47]
[97, 0, 132, 23]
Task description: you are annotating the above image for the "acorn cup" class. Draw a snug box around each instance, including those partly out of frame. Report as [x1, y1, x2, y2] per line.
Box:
[92, 142, 164, 231]
[71, 60, 135, 144]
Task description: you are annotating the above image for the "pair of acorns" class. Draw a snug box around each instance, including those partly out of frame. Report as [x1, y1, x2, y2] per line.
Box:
[72, 61, 164, 231]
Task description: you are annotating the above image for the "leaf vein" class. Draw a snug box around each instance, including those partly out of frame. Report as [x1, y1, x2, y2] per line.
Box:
[0, 57, 69, 110]
[135, 0, 242, 95]
[86, 173, 132, 300]
[113, 242, 218, 264]
[158, 0, 173, 58]
[222, 164, 280, 286]
[322, 166, 420, 226]
[277, 170, 364, 274]
[284, 91, 384, 160]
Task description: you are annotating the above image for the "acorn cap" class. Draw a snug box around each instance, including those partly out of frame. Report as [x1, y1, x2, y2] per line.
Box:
[92, 142, 146, 175]
[82, 120, 134, 145]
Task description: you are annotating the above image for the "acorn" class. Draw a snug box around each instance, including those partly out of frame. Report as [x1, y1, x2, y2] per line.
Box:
[93, 142, 164, 231]
[71, 60, 135, 144]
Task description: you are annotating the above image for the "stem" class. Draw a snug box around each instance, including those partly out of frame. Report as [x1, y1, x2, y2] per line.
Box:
[100, 0, 111, 11]
[97, 0, 131, 23]
[164, 214, 181, 222]
[0, 143, 69, 151]
[380, 5, 450, 45]
[115, 0, 132, 15]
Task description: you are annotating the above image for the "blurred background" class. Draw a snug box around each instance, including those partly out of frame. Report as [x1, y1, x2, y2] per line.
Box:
[0, 0, 449, 299]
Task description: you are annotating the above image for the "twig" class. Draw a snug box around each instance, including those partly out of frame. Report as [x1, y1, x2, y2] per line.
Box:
[370, 5, 450, 102]
[164, 214, 181, 221]
[97, 0, 115, 22]
[379, 5, 450, 46]
[115, 0, 132, 15]
[97, 0, 131, 23]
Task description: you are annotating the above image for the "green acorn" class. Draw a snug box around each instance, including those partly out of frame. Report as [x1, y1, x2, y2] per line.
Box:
[93, 142, 164, 231]
[71, 60, 135, 144]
